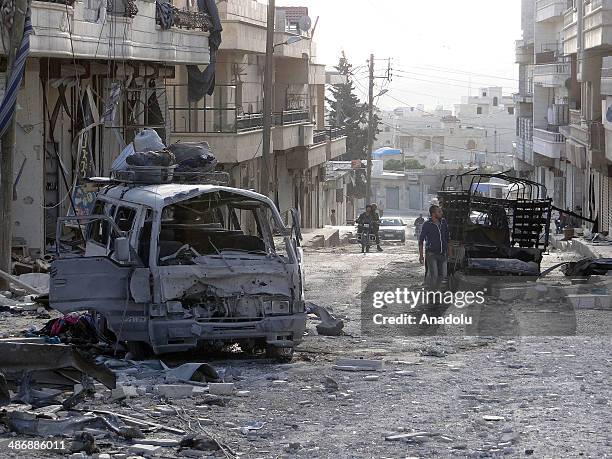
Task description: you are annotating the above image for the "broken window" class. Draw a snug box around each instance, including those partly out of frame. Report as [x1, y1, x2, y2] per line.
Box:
[114, 207, 136, 232]
[157, 192, 274, 265]
[88, 201, 109, 246]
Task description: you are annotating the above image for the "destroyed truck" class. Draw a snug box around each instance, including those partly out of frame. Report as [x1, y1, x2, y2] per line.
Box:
[438, 173, 552, 288]
[49, 173, 306, 362]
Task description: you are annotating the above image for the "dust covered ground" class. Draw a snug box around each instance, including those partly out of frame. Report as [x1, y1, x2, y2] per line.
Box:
[0, 219, 611, 458]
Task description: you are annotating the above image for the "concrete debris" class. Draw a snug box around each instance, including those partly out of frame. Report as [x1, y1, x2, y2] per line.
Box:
[306, 302, 345, 336]
[208, 382, 234, 396]
[333, 358, 384, 372]
[156, 384, 194, 398]
[111, 385, 139, 402]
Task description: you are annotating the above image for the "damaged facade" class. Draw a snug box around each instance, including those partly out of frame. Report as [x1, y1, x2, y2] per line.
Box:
[8, 0, 347, 257]
[516, 0, 612, 233]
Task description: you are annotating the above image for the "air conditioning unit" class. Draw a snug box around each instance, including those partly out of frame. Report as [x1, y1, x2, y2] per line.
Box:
[299, 124, 314, 146]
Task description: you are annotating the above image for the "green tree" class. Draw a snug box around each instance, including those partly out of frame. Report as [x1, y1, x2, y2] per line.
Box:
[384, 159, 404, 171]
[405, 158, 425, 170]
[327, 52, 380, 161]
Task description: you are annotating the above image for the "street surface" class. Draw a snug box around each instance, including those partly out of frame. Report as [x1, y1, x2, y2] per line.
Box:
[1, 220, 611, 458]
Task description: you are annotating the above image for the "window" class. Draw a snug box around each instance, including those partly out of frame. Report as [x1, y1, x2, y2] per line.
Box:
[115, 207, 136, 233]
[483, 91, 487, 97]
[384, 127, 391, 132]
[89, 201, 109, 246]
[493, 96, 499, 107]
[466, 139, 477, 150]
[508, 107, 515, 115]
[477, 107, 483, 115]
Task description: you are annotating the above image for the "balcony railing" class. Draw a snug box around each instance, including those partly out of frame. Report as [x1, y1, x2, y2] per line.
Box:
[569, 109, 582, 125]
[533, 62, 570, 76]
[534, 128, 565, 143]
[273, 109, 310, 126]
[155, 2, 213, 30]
[327, 126, 346, 140]
[168, 85, 311, 134]
[313, 129, 327, 144]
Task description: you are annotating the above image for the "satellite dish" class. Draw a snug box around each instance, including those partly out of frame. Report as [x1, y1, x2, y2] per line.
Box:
[564, 78, 572, 90]
[606, 105, 612, 123]
[298, 15, 312, 32]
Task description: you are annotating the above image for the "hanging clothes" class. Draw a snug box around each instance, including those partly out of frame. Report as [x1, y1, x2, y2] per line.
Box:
[186, 0, 222, 102]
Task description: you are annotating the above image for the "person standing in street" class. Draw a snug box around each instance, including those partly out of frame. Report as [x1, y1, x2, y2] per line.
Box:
[330, 209, 337, 226]
[418, 205, 450, 290]
[371, 203, 383, 252]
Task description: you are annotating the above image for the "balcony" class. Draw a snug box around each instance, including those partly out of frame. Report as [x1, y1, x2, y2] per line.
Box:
[168, 84, 311, 163]
[536, 0, 568, 22]
[602, 56, 612, 94]
[533, 128, 566, 159]
[533, 61, 571, 87]
[583, 0, 612, 49]
[29, 0, 210, 63]
[563, 7, 579, 54]
[326, 127, 347, 160]
[515, 39, 534, 64]
[217, 0, 267, 53]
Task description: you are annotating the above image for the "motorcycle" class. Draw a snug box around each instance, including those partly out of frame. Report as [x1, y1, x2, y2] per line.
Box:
[357, 223, 377, 253]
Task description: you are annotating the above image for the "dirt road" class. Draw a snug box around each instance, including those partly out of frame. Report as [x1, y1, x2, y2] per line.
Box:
[1, 229, 611, 458]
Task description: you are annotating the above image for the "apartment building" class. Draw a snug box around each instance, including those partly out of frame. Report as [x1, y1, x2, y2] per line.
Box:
[517, 0, 612, 232]
[8, 0, 347, 256]
[168, 1, 347, 229]
[11, 0, 212, 254]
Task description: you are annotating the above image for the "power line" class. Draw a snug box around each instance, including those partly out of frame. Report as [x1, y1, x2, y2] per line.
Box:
[393, 69, 518, 91]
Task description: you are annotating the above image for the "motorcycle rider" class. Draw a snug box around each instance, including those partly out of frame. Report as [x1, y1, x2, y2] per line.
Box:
[370, 203, 383, 252]
[356, 205, 375, 253]
[414, 213, 425, 238]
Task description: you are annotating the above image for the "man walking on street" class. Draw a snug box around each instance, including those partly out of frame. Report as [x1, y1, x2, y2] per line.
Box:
[330, 209, 337, 226]
[418, 205, 449, 290]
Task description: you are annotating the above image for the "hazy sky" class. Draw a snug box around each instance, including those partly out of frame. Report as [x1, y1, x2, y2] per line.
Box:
[276, 0, 521, 111]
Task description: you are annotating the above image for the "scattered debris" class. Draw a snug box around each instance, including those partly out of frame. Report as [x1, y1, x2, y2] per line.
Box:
[333, 358, 384, 372]
[208, 382, 235, 396]
[306, 302, 345, 336]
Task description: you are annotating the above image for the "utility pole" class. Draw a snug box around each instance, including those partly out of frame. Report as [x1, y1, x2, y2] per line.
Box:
[260, 0, 275, 198]
[0, 0, 28, 288]
[365, 54, 375, 205]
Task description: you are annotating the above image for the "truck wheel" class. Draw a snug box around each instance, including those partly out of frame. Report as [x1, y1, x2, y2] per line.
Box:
[266, 345, 294, 363]
[126, 341, 152, 360]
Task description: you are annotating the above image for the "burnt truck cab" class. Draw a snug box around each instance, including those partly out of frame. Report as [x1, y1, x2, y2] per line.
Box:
[438, 173, 552, 287]
[49, 182, 306, 361]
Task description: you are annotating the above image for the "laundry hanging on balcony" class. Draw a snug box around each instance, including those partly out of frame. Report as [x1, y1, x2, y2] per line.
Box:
[187, 0, 222, 102]
[156, 0, 175, 30]
[0, 9, 32, 138]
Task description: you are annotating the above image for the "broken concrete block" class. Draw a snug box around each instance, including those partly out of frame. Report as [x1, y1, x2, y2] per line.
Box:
[156, 385, 194, 398]
[208, 383, 234, 396]
[333, 358, 384, 372]
[110, 385, 138, 401]
[128, 443, 162, 455]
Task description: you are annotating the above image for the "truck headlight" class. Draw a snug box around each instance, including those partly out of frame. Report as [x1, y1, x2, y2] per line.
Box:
[264, 300, 290, 315]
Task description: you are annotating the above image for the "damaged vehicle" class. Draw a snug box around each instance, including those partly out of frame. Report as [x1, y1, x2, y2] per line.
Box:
[49, 181, 306, 362]
[438, 173, 552, 288]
